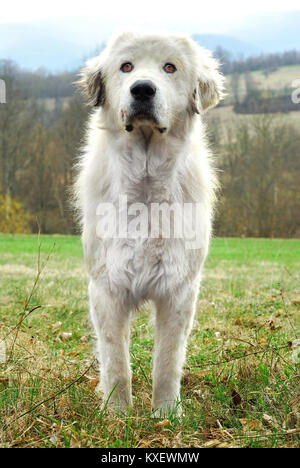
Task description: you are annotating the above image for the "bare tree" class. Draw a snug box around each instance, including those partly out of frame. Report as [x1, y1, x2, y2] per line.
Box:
[215, 115, 300, 237]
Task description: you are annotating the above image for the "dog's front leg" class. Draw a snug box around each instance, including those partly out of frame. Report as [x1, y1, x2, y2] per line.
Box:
[89, 280, 132, 410]
[152, 285, 199, 416]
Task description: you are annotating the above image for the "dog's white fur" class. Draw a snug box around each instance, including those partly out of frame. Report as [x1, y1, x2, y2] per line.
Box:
[74, 32, 224, 415]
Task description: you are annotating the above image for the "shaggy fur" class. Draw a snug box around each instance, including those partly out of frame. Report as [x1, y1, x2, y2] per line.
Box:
[74, 31, 224, 415]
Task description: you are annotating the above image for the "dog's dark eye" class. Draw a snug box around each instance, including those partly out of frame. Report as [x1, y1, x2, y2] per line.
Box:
[121, 62, 134, 73]
[163, 63, 177, 74]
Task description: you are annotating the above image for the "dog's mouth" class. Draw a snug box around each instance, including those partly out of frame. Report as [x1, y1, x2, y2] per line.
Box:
[124, 106, 166, 134]
[130, 103, 158, 124]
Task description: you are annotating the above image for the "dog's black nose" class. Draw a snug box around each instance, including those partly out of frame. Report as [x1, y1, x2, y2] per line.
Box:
[130, 80, 156, 101]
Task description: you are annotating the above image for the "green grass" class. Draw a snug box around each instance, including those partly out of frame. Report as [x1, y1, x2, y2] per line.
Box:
[0, 234, 299, 448]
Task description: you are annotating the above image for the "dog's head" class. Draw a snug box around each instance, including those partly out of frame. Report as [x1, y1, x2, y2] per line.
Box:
[77, 32, 225, 133]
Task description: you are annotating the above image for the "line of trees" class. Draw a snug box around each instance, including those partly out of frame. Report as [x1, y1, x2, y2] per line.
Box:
[0, 60, 75, 100]
[210, 115, 300, 237]
[215, 48, 300, 75]
[0, 60, 87, 234]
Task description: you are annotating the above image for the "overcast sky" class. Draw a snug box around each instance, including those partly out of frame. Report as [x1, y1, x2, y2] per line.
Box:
[1, 0, 300, 34]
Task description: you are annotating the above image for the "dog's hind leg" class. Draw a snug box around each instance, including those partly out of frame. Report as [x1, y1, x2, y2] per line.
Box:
[152, 283, 200, 417]
[89, 280, 132, 410]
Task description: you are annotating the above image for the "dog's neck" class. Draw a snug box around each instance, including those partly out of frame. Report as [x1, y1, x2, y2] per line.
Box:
[109, 125, 190, 204]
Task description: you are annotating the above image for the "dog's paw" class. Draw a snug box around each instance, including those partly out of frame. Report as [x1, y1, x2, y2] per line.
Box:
[151, 403, 183, 419]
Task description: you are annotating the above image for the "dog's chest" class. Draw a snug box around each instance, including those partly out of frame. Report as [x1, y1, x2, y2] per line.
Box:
[105, 165, 186, 299]
[105, 236, 189, 302]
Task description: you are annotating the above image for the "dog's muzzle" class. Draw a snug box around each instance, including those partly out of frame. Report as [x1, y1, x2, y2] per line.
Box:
[129, 80, 157, 122]
[125, 80, 166, 134]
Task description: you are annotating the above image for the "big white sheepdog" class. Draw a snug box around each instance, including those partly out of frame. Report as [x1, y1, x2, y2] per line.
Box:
[74, 31, 224, 416]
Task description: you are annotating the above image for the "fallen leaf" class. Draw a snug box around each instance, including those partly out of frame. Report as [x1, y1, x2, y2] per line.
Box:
[60, 397, 67, 409]
[70, 437, 80, 448]
[89, 378, 99, 391]
[154, 419, 171, 428]
[78, 343, 88, 351]
[240, 419, 262, 431]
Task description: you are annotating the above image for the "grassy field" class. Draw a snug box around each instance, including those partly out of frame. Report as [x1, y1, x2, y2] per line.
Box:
[0, 234, 299, 448]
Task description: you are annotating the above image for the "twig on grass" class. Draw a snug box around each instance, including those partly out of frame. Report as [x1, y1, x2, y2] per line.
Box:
[193, 344, 290, 369]
[229, 335, 255, 347]
[1, 306, 41, 342]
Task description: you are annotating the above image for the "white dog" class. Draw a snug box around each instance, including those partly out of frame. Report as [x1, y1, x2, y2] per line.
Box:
[74, 31, 224, 415]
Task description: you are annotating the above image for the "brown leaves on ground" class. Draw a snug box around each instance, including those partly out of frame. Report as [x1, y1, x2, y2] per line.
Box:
[154, 419, 171, 429]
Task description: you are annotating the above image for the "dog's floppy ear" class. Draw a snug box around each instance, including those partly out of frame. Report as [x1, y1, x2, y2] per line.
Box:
[76, 56, 105, 107]
[192, 46, 225, 113]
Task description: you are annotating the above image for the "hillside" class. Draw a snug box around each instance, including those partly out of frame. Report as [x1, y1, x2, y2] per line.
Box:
[222, 64, 300, 106]
[231, 64, 300, 93]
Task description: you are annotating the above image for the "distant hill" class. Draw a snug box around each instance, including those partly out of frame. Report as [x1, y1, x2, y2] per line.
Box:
[192, 34, 258, 58]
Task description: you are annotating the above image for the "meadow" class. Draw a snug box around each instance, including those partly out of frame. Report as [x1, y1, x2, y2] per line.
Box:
[0, 234, 299, 448]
